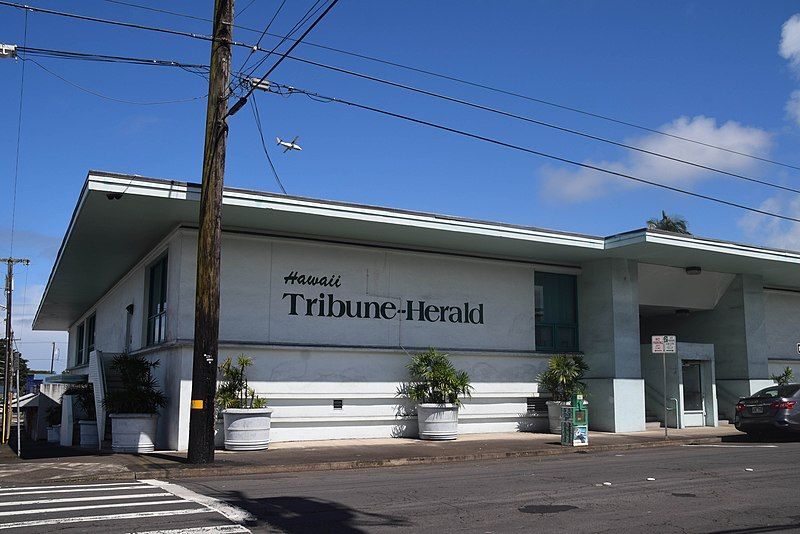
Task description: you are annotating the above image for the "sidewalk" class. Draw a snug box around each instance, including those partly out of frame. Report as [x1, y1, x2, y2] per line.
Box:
[0, 425, 746, 485]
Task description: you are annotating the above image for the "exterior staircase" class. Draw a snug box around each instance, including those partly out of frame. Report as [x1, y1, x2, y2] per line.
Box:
[645, 411, 663, 429]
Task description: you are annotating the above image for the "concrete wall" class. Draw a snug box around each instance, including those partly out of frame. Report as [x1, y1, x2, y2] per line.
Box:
[579, 258, 645, 432]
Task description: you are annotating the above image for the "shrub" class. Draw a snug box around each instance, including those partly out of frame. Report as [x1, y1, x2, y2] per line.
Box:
[216, 355, 266, 409]
[64, 383, 96, 421]
[537, 354, 588, 402]
[400, 348, 473, 407]
[771, 366, 795, 386]
[103, 353, 166, 414]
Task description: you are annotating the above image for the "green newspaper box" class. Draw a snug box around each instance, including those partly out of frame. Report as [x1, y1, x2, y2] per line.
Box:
[560, 394, 589, 446]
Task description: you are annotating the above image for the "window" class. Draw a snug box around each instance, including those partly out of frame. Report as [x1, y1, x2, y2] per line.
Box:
[147, 256, 168, 346]
[86, 314, 96, 355]
[75, 322, 85, 366]
[534, 272, 578, 352]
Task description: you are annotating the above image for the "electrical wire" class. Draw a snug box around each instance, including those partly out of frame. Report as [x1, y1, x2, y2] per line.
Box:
[26, 58, 208, 105]
[267, 55, 800, 196]
[229, 0, 338, 117]
[9, 9, 28, 258]
[235, 0, 258, 20]
[89, 0, 800, 172]
[239, 0, 287, 74]
[19, 46, 210, 69]
[249, 97, 287, 194]
[265, 81, 800, 225]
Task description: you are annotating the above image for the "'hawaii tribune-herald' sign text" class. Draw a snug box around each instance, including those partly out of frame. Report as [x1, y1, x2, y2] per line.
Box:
[281, 270, 484, 324]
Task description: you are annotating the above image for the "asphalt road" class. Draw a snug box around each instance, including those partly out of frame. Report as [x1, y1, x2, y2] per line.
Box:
[179, 439, 800, 534]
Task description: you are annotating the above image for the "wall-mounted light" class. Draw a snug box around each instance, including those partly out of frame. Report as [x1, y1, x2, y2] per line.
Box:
[685, 266, 701, 276]
[675, 308, 691, 317]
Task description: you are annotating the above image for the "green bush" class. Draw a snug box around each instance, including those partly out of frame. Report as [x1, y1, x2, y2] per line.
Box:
[216, 355, 267, 409]
[400, 348, 473, 407]
[537, 354, 588, 402]
[64, 383, 96, 421]
[103, 353, 167, 414]
[45, 405, 62, 426]
[771, 366, 795, 386]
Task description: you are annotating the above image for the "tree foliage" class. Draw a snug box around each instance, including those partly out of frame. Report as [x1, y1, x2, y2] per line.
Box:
[103, 353, 166, 414]
[400, 348, 473, 407]
[646, 210, 691, 234]
[537, 354, 589, 402]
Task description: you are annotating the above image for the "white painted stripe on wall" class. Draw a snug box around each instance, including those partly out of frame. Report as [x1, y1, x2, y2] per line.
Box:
[0, 508, 214, 530]
[0, 482, 142, 492]
[0, 498, 187, 517]
[141, 480, 256, 525]
[0, 491, 173, 507]
[126, 526, 251, 534]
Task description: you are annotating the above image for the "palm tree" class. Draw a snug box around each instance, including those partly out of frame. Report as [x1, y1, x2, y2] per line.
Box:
[646, 210, 691, 234]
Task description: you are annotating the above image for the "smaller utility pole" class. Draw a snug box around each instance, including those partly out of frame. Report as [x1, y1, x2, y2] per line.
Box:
[1, 257, 29, 445]
[50, 342, 55, 374]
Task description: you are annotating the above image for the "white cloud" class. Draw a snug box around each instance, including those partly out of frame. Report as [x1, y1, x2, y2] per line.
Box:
[786, 90, 800, 126]
[780, 14, 800, 72]
[540, 116, 772, 202]
[738, 194, 800, 252]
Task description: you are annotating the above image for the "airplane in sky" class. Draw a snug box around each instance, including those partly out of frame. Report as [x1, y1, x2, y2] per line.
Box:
[276, 136, 302, 153]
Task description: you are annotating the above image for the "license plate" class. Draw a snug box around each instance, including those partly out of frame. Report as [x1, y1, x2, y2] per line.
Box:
[751, 406, 764, 414]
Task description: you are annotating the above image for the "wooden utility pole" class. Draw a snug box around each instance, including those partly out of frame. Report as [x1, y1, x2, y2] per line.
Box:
[1, 257, 29, 444]
[187, 0, 234, 464]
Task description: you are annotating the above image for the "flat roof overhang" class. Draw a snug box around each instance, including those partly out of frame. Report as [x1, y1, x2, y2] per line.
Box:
[33, 171, 800, 331]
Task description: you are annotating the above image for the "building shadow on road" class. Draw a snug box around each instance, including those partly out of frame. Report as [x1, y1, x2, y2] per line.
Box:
[720, 433, 800, 444]
[219, 491, 411, 533]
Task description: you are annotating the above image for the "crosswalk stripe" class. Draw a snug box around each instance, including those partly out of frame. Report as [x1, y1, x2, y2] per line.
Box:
[0, 482, 141, 492]
[0, 485, 146, 496]
[0, 508, 214, 530]
[126, 526, 251, 534]
[0, 491, 173, 507]
[0, 498, 189, 517]
[141, 480, 256, 525]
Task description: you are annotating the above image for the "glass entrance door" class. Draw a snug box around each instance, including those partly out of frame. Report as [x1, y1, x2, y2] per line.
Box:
[682, 361, 705, 427]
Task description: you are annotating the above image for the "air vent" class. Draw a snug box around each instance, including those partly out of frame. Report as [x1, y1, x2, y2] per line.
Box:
[527, 397, 547, 414]
[333, 399, 343, 410]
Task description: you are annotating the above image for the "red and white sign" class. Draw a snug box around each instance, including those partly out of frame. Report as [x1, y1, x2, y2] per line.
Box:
[652, 335, 676, 354]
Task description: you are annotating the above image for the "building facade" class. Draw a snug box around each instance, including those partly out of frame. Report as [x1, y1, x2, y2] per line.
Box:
[35, 172, 800, 450]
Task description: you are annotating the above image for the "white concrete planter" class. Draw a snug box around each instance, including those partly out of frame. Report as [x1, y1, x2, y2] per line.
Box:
[78, 420, 99, 448]
[110, 413, 158, 453]
[222, 408, 273, 451]
[46, 425, 61, 443]
[546, 400, 568, 434]
[417, 403, 459, 440]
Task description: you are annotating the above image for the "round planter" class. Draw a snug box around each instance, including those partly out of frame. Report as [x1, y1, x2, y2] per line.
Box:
[46, 425, 61, 444]
[78, 420, 99, 448]
[546, 400, 569, 434]
[222, 408, 273, 451]
[417, 403, 459, 441]
[110, 413, 158, 453]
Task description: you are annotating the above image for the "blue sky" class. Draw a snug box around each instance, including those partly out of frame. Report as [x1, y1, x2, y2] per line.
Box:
[2, 1, 800, 369]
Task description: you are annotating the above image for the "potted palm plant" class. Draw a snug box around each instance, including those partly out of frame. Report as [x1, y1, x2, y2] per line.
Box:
[537, 354, 588, 434]
[103, 353, 167, 453]
[217, 355, 272, 451]
[65, 383, 97, 447]
[401, 348, 472, 441]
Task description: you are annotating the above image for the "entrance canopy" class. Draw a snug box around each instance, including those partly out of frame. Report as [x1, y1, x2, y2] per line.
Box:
[33, 171, 800, 330]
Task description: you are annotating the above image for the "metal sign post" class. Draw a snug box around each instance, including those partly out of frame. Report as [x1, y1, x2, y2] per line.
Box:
[652, 335, 677, 440]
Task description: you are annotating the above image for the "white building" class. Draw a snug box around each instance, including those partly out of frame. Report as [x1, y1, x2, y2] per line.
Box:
[35, 171, 800, 450]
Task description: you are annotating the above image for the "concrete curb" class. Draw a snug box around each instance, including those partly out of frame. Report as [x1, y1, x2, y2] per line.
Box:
[44, 434, 729, 484]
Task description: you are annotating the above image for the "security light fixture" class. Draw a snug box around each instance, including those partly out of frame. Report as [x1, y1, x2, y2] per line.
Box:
[675, 309, 691, 316]
[685, 266, 701, 276]
[106, 192, 123, 200]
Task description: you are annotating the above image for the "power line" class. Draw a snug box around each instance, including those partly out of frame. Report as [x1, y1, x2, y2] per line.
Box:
[249, 97, 287, 194]
[228, 0, 339, 117]
[25, 58, 208, 105]
[267, 55, 800, 196]
[264, 81, 800, 225]
[9, 9, 28, 258]
[86, 0, 800, 172]
[19, 46, 210, 69]
[234, 0, 258, 20]
[239, 0, 287, 74]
